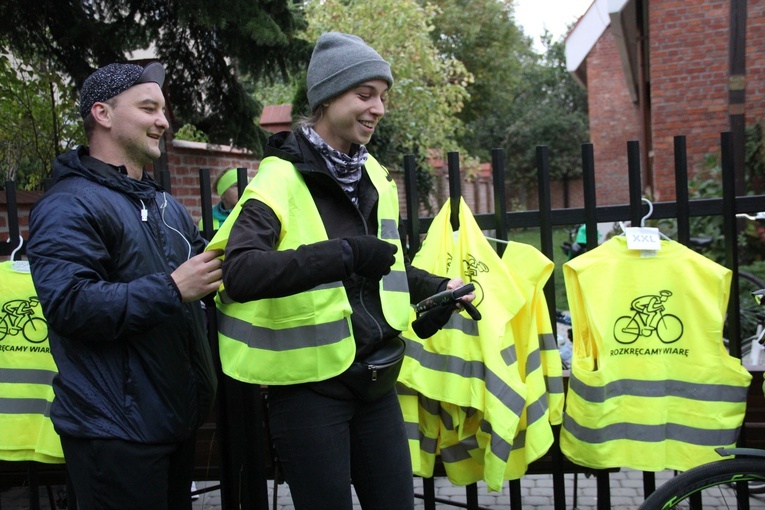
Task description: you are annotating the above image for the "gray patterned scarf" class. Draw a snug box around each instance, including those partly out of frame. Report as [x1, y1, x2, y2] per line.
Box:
[302, 126, 368, 205]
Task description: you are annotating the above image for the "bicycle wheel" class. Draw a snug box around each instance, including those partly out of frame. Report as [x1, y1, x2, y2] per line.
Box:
[639, 458, 765, 509]
[751, 478, 765, 495]
[656, 314, 684, 344]
[614, 316, 640, 344]
[23, 317, 48, 343]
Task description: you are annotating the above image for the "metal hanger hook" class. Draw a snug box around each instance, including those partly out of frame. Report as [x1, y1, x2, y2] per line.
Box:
[640, 198, 654, 227]
[9, 235, 24, 261]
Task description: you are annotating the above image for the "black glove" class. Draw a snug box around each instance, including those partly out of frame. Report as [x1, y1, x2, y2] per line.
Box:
[343, 235, 398, 281]
[411, 300, 481, 339]
[412, 301, 459, 339]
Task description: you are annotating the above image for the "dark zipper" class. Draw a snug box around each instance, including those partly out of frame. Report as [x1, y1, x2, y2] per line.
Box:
[368, 357, 401, 381]
[322, 173, 386, 339]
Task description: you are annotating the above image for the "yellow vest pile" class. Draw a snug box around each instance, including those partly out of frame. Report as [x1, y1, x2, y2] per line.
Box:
[398, 199, 564, 492]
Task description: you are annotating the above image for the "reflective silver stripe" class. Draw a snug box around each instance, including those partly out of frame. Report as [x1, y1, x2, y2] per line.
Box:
[440, 435, 479, 463]
[218, 289, 234, 304]
[563, 414, 742, 446]
[443, 313, 480, 336]
[480, 419, 514, 460]
[462, 406, 478, 420]
[500, 343, 518, 367]
[382, 269, 408, 292]
[405, 341, 525, 419]
[404, 421, 439, 455]
[404, 420, 420, 440]
[545, 374, 565, 395]
[481, 422, 513, 460]
[420, 434, 438, 455]
[539, 333, 557, 351]
[0, 397, 52, 417]
[396, 384, 417, 396]
[418, 394, 441, 416]
[569, 375, 750, 403]
[217, 310, 350, 351]
[513, 429, 527, 449]
[379, 219, 399, 240]
[525, 394, 549, 426]
[0, 368, 56, 385]
[525, 349, 541, 377]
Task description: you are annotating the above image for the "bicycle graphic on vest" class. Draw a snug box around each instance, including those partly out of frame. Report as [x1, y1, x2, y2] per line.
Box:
[0, 297, 48, 343]
[613, 290, 684, 344]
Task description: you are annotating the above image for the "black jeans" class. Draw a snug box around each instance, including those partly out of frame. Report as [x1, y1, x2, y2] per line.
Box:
[267, 384, 414, 510]
[61, 434, 196, 510]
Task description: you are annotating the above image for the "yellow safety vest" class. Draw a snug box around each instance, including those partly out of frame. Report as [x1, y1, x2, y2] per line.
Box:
[398, 198, 528, 492]
[0, 261, 63, 463]
[500, 241, 561, 480]
[207, 155, 410, 385]
[561, 236, 752, 471]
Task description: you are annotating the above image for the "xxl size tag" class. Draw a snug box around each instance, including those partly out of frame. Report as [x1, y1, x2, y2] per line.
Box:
[625, 227, 662, 251]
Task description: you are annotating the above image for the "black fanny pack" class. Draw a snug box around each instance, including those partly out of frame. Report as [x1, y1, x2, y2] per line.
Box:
[337, 337, 406, 402]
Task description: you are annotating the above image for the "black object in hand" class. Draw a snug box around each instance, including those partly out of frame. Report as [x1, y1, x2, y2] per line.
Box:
[344, 235, 397, 280]
[411, 284, 481, 339]
[412, 301, 459, 339]
[415, 283, 475, 313]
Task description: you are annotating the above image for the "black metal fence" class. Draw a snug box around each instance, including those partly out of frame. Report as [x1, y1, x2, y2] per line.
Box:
[2, 131, 763, 509]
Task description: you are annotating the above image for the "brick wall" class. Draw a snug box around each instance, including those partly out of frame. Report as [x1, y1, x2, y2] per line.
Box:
[0, 190, 40, 256]
[166, 140, 260, 223]
[586, 27, 644, 206]
[749, 1, 765, 126]
[579, 0, 765, 203]
[649, 0, 731, 200]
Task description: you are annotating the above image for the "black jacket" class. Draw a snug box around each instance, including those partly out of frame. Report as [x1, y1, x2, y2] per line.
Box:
[27, 147, 216, 443]
[222, 130, 446, 360]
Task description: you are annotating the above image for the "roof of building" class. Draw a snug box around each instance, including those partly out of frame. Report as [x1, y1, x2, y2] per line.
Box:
[565, 0, 638, 101]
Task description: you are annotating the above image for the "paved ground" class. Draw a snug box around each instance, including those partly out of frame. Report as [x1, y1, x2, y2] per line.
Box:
[4, 469, 765, 509]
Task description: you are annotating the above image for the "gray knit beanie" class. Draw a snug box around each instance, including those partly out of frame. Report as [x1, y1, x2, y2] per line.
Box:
[79, 62, 165, 118]
[306, 32, 393, 112]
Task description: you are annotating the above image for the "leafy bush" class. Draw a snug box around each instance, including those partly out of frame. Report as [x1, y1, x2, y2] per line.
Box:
[173, 124, 209, 143]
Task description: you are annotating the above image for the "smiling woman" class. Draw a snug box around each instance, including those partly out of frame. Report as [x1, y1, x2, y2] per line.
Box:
[205, 31, 474, 510]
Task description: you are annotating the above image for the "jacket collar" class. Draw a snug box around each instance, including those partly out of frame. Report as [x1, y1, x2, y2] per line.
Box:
[52, 146, 163, 199]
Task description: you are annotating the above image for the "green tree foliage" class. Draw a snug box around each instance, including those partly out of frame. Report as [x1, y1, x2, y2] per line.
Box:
[0, 52, 84, 189]
[0, 0, 311, 154]
[424, 0, 535, 161]
[504, 32, 589, 189]
[301, 0, 471, 168]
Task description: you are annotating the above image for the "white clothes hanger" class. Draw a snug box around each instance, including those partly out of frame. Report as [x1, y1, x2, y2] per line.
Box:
[618, 198, 672, 242]
[640, 197, 653, 227]
[484, 235, 510, 245]
[8, 236, 30, 273]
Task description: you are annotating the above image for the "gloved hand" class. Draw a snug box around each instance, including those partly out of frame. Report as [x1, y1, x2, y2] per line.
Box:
[411, 301, 459, 339]
[343, 235, 398, 281]
[411, 300, 481, 339]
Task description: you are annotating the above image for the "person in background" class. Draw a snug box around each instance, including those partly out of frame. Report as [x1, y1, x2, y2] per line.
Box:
[26, 62, 221, 510]
[199, 167, 242, 231]
[208, 32, 474, 510]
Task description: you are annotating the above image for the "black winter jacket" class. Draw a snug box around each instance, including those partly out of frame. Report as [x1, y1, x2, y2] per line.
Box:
[222, 130, 447, 360]
[27, 147, 216, 443]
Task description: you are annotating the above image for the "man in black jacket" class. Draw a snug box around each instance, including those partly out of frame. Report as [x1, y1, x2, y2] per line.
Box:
[27, 62, 222, 510]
